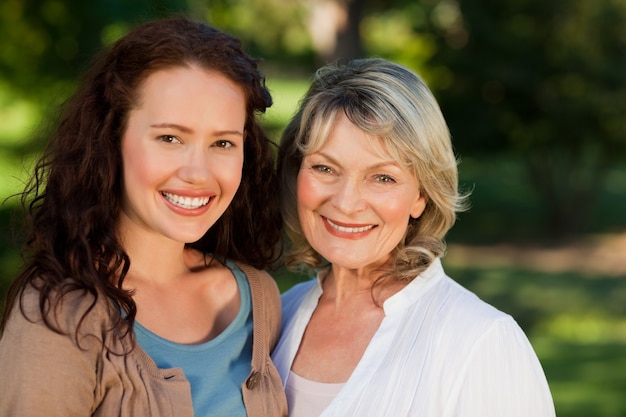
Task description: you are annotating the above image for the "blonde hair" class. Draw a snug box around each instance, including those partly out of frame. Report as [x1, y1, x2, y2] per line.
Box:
[278, 58, 468, 281]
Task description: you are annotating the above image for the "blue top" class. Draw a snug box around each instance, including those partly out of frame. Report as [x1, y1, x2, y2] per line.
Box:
[135, 260, 253, 417]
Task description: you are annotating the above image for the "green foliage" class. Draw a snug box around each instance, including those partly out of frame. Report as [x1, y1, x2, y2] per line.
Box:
[421, 0, 626, 236]
[0, 0, 197, 100]
[361, 4, 437, 73]
[204, 0, 315, 66]
[262, 76, 309, 142]
[449, 155, 626, 243]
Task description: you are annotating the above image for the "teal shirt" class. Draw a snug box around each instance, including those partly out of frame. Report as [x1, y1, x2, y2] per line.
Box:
[134, 261, 253, 417]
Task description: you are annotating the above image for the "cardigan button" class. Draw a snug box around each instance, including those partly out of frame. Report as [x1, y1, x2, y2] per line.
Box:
[246, 371, 261, 389]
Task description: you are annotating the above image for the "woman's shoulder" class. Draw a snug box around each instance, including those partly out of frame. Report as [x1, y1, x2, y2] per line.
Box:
[443, 276, 507, 315]
[231, 261, 280, 293]
[400, 260, 511, 326]
[422, 270, 530, 347]
[231, 261, 282, 323]
[15, 280, 118, 337]
[282, 278, 317, 298]
[280, 278, 317, 315]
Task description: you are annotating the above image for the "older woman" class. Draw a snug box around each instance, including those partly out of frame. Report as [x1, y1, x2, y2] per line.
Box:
[272, 58, 555, 417]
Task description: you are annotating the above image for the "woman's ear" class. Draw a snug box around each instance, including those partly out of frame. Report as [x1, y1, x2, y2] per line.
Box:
[410, 192, 427, 219]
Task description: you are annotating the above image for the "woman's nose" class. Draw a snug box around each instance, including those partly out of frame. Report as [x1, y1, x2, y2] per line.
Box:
[331, 177, 367, 214]
[178, 146, 211, 183]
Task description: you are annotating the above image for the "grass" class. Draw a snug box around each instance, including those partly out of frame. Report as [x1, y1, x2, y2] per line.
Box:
[2, 77, 626, 417]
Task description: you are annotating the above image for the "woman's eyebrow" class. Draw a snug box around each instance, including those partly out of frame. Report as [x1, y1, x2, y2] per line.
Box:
[150, 122, 244, 137]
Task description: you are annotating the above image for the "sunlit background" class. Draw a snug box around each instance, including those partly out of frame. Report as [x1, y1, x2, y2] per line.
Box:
[1, 1, 625, 415]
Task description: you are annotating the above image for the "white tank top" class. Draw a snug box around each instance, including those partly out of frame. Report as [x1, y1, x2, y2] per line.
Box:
[285, 371, 345, 417]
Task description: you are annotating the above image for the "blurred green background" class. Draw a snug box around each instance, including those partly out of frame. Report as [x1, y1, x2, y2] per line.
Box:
[1, 0, 625, 415]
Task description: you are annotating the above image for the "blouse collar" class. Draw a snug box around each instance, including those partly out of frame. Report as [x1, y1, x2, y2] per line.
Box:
[312, 258, 445, 316]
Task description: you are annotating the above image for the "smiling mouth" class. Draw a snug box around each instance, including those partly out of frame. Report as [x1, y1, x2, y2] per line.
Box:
[326, 218, 375, 233]
[162, 192, 211, 209]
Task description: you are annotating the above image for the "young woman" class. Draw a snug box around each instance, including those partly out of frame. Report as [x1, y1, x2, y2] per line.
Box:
[0, 17, 286, 417]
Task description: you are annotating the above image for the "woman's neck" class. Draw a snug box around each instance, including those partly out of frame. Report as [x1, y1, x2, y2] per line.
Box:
[323, 262, 406, 307]
[117, 225, 190, 285]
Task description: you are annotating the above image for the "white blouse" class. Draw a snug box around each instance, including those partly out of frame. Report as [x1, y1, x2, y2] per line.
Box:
[272, 259, 556, 417]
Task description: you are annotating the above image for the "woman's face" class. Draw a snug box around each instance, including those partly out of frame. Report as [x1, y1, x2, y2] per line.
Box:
[119, 65, 246, 244]
[297, 112, 427, 271]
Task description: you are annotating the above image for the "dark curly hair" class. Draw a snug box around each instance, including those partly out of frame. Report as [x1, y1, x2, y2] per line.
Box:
[1, 17, 282, 341]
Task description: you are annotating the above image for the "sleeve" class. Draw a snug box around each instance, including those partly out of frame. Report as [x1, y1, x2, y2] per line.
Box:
[0, 291, 101, 417]
[448, 317, 556, 417]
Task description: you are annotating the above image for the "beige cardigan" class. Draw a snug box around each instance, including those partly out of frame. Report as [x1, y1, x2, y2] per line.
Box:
[0, 263, 287, 417]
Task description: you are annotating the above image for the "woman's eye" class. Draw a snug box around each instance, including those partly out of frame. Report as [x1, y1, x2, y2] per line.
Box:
[213, 140, 234, 149]
[312, 164, 333, 174]
[375, 174, 396, 183]
[158, 135, 181, 144]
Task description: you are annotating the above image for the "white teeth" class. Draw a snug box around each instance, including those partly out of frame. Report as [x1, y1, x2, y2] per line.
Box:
[326, 218, 374, 233]
[162, 192, 210, 209]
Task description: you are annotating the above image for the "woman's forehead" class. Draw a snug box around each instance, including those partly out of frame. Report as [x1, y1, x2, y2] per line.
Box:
[304, 111, 413, 168]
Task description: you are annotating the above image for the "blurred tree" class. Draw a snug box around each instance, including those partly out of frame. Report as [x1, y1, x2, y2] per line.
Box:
[305, 0, 365, 64]
[297, 0, 425, 65]
[202, 0, 420, 68]
[202, 0, 315, 68]
[0, 0, 193, 100]
[420, 0, 626, 237]
[2, 0, 624, 238]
